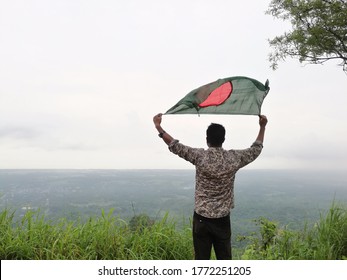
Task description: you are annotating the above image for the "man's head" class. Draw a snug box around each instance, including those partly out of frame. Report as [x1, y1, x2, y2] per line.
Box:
[206, 123, 225, 147]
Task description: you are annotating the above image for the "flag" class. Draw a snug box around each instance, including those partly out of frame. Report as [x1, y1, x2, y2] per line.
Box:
[165, 76, 270, 115]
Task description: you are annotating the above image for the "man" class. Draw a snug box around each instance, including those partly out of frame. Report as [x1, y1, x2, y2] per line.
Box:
[153, 113, 268, 260]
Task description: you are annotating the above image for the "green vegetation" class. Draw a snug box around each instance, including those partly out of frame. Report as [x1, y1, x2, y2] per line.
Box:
[0, 210, 193, 260]
[0, 204, 346, 260]
[241, 203, 347, 260]
[266, 0, 347, 72]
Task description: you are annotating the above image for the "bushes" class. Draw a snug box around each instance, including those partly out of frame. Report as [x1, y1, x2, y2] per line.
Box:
[241, 204, 347, 260]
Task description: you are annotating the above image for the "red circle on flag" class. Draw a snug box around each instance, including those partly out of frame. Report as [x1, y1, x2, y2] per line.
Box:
[199, 82, 233, 108]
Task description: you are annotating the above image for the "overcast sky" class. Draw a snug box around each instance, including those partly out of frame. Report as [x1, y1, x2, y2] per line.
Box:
[1, 0, 346, 170]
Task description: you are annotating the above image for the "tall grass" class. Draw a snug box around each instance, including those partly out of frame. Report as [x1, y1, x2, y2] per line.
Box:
[241, 203, 347, 260]
[0, 209, 193, 260]
[1, 204, 346, 260]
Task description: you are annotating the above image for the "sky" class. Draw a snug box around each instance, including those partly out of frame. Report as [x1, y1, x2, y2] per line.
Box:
[0, 0, 346, 170]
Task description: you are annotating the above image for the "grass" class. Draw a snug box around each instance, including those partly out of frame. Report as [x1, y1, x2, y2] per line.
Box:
[241, 203, 347, 260]
[0, 209, 193, 260]
[0, 204, 346, 260]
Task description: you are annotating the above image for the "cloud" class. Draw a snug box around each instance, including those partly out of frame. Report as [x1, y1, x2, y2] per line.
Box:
[0, 126, 40, 140]
[0, 0, 346, 170]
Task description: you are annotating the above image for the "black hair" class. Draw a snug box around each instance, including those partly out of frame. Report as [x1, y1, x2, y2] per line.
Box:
[206, 123, 225, 147]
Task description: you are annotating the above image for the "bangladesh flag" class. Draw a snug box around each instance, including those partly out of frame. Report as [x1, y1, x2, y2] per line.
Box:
[165, 76, 270, 115]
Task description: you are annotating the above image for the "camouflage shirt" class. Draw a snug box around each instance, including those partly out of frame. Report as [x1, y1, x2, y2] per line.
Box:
[169, 140, 263, 218]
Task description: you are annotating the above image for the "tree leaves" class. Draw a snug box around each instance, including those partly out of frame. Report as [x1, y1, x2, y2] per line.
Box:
[267, 0, 347, 72]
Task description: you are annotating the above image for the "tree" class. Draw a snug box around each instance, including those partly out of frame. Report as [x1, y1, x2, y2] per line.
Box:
[129, 214, 154, 232]
[266, 0, 347, 72]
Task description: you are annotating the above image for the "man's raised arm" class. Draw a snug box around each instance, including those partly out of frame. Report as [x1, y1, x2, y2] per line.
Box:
[255, 115, 268, 144]
[153, 113, 174, 145]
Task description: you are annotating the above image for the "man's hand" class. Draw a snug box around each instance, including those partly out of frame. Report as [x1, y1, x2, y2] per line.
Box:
[153, 113, 173, 145]
[259, 115, 268, 128]
[153, 113, 163, 128]
[255, 115, 268, 144]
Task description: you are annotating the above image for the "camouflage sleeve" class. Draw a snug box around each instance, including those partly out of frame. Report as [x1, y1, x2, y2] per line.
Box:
[235, 141, 263, 169]
[168, 140, 203, 165]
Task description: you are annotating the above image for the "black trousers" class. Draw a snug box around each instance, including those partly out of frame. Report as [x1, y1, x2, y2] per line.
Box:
[193, 212, 232, 260]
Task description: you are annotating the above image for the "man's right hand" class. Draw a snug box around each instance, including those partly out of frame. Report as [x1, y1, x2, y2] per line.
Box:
[153, 113, 174, 145]
[153, 113, 163, 128]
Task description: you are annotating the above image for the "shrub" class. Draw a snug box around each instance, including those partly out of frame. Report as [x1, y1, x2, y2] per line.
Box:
[241, 204, 347, 260]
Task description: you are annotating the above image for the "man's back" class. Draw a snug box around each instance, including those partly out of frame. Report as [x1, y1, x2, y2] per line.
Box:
[168, 140, 263, 218]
